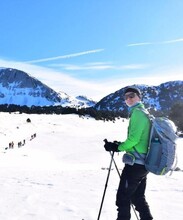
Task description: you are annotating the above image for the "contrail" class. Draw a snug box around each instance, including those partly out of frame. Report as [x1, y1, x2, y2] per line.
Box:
[25, 49, 104, 64]
[127, 38, 183, 47]
[162, 38, 183, 44]
[127, 42, 153, 47]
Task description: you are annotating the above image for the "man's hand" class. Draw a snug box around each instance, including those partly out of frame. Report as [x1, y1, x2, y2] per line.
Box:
[104, 140, 119, 152]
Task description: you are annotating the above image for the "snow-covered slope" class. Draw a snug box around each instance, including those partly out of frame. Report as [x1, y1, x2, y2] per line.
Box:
[0, 68, 96, 108]
[0, 68, 62, 106]
[58, 92, 96, 108]
[0, 67, 182, 112]
[0, 112, 183, 220]
[95, 81, 183, 113]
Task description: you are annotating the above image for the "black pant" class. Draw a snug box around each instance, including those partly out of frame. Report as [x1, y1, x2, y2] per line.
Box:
[116, 164, 153, 220]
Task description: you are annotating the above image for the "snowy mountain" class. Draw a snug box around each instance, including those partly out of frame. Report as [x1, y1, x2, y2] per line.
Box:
[1, 68, 182, 112]
[95, 81, 183, 113]
[0, 68, 96, 108]
[57, 92, 96, 108]
[75, 95, 96, 107]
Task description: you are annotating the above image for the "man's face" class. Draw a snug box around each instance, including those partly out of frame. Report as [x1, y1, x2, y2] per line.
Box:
[124, 92, 140, 107]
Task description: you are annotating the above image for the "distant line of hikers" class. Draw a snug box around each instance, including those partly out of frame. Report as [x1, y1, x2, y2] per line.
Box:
[6, 133, 37, 150]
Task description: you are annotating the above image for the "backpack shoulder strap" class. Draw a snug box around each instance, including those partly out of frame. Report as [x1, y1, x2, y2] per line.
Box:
[136, 107, 154, 120]
[133, 107, 154, 156]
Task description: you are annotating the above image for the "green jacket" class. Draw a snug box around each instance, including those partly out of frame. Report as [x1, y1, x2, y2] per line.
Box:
[118, 102, 150, 154]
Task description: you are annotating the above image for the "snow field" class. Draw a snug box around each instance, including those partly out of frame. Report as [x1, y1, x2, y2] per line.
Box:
[0, 112, 182, 220]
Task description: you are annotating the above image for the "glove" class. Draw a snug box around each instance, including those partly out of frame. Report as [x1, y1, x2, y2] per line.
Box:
[104, 141, 119, 152]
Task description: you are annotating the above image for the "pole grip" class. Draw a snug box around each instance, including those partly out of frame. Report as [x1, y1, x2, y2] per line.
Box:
[103, 138, 108, 143]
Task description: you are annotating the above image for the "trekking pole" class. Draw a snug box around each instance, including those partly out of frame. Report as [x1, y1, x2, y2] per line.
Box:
[97, 151, 114, 220]
[109, 151, 121, 177]
[109, 151, 139, 220]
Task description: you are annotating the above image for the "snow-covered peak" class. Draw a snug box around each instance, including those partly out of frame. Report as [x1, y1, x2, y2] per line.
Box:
[57, 92, 96, 108]
[0, 68, 96, 108]
[95, 81, 183, 113]
[75, 95, 96, 107]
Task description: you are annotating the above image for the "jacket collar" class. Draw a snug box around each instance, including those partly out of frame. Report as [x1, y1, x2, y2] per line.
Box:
[128, 102, 144, 117]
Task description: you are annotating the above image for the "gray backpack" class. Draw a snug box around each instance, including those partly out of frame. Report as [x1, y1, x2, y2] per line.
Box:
[134, 109, 178, 175]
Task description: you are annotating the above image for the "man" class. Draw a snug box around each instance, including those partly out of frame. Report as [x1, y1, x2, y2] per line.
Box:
[104, 87, 153, 220]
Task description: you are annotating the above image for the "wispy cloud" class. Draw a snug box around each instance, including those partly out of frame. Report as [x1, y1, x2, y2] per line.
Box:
[0, 58, 182, 101]
[50, 62, 148, 71]
[127, 38, 183, 47]
[50, 62, 112, 71]
[25, 49, 104, 64]
[0, 58, 111, 100]
[118, 64, 149, 70]
[127, 42, 153, 47]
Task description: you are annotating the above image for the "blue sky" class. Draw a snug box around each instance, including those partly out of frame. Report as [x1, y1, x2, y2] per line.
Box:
[0, 0, 183, 100]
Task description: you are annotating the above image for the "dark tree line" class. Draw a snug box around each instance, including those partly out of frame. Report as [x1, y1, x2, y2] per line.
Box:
[0, 104, 126, 121]
[0, 102, 182, 132]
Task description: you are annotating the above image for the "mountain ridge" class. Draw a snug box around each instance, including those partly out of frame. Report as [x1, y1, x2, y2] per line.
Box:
[0, 68, 182, 113]
[94, 80, 183, 113]
[0, 68, 96, 108]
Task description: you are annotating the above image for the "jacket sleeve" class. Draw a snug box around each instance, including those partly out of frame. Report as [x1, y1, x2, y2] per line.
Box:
[118, 109, 147, 152]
